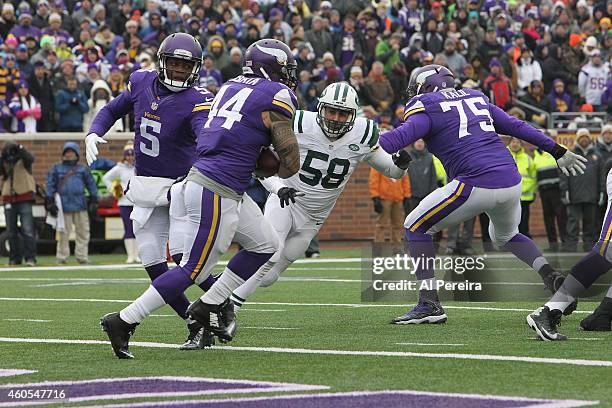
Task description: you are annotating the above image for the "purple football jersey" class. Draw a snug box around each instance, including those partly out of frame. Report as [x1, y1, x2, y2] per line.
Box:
[194, 75, 298, 195]
[89, 70, 213, 179]
[380, 88, 557, 189]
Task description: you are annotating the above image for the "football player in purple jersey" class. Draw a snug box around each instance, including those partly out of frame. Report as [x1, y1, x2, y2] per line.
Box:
[379, 65, 587, 325]
[100, 39, 301, 359]
[527, 167, 612, 340]
[88, 33, 217, 350]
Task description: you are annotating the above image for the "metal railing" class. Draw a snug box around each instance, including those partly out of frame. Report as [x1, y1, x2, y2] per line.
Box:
[550, 112, 609, 132]
[513, 99, 552, 129]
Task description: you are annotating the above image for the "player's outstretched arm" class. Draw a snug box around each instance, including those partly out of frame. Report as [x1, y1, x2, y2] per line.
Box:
[489, 104, 587, 176]
[263, 110, 300, 178]
[86, 90, 134, 166]
[378, 113, 430, 154]
[364, 146, 408, 179]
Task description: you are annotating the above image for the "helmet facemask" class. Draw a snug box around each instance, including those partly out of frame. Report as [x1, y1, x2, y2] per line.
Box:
[280, 61, 298, 91]
[158, 54, 201, 92]
[317, 104, 356, 140]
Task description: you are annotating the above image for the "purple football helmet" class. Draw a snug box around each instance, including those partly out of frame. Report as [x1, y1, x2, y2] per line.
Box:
[242, 38, 298, 90]
[157, 32, 203, 92]
[406, 65, 455, 99]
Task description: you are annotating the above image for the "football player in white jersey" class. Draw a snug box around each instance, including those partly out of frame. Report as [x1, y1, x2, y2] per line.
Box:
[230, 81, 411, 310]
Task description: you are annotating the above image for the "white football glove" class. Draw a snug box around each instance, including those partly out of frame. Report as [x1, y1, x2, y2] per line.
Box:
[556, 150, 587, 176]
[85, 133, 107, 166]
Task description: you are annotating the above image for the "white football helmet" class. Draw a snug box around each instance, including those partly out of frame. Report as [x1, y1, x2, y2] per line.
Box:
[316, 81, 359, 139]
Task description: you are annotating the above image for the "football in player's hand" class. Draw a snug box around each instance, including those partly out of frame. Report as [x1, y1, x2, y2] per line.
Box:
[255, 147, 280, 178]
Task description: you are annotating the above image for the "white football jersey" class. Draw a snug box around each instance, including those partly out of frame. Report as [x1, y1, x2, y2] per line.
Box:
[282, 110, 381, 222]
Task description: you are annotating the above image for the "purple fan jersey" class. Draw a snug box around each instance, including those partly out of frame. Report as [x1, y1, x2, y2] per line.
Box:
[194, 75, 298, 195]
[88, 69, 213, 179]
[379, 88, 557, 189]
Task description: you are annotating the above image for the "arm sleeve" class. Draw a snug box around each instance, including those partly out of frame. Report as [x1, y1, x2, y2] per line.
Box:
[489, 103, 556, 152]
[364, 145, 407, 179]
[369, 167, 380, 198]
[88, 89, 134, 136]
[378, 112, 431, 154]
[259, 175, 287, 194]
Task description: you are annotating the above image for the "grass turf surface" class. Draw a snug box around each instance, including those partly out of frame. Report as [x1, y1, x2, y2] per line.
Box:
[0, 248, 610, 407]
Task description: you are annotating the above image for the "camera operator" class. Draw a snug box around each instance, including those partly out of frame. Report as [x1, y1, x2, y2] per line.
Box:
[0, 141, 37, 266]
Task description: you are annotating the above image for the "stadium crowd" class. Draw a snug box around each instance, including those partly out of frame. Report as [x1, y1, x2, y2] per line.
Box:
[0, 0, 608, 134]
[0, 0, 612, 266]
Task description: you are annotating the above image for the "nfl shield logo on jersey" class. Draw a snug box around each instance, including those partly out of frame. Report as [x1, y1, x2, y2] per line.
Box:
[151, 102, 159, 111]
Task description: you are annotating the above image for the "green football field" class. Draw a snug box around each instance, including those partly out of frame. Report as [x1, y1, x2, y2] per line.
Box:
[0, 249, 611, 407]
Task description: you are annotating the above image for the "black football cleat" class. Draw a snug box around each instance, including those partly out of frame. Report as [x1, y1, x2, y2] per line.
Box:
[540, 268, 578, 316]
[391, 300, 447, 325]
[526, 306, 567, 341]
[100, 312, 139, 359]
[187, 298, 236, 342]
[580, 298, 612, 331]
[179, 322, 215, 350]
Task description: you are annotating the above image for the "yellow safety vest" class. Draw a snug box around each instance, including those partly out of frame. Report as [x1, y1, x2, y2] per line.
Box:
[508, 147, 537, 201]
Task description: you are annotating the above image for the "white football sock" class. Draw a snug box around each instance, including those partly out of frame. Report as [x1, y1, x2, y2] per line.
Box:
[201, 268, 245, 305]
[607, 285, 612, 299]
[120, 285, 166, 324]
[545, 275, 585, 313]
[231, 260, 277, 312]
[533, 256, 548, 272]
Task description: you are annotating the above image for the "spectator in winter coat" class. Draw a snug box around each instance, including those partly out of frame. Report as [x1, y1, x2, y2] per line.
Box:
[305, 16, 333, 59]
[0, 54, 21, 103]
[55, 77, 88, 132]
[348, 66, 373, 108]
[46, 142, 97, 265]
[9, 81, 40, 133]
[517, 47, 543, 95]
[547, 79, 574, 113]
[27, 61, 55, 132]
[578, 49, 610, 111]
[520, 80, 552, 127]
[375, 33, 402, 77]
[461, 11, 485, 58]
[364, 62, 394, 112]
[560, 129, 604, 252]
[10, 12, 41, 42]
[198, 55, 223, 90]
[370, 167, 410, 245]
[477, 26, 504, 67]
[508, 138, 537, 237]
[483, 58, 514, 110]
[405, 139, 438, 214]
[103, 143, 138, 264]
[0, 141, 37, 266]
[83, 79, 123, 133]
[221, 47, 243, 82]
[541, 44, 576, 92]
[435, 38, 467, 76]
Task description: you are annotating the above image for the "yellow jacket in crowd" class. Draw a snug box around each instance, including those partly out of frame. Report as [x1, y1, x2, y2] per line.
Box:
[508, 146, 537, 201]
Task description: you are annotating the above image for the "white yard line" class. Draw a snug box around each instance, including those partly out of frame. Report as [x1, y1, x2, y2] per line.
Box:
[396, 342, 465, 346]
[0, 297, 595, 314]
[0, 337, 610, 367]
[240, 327, 297, 330]
[0, 369, 37, 378]
[3, 319, 51, 323]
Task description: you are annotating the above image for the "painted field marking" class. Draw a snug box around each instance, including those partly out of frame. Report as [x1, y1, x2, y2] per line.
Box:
[82, 390, 599, 408]
[0, 370, 36, 378]
[0, 337, 611, 368]
[3, 319, 51, 323]
[396, 342, 465, 347]
[0, 376, 328, 407]
[240, 327, 297, 331]
[0, 297, 595, 314]
[240, 309, 286, 312]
